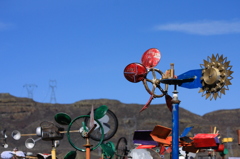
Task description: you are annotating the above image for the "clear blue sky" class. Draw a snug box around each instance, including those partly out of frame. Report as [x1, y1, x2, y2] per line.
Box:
[0, 1, 239, 116]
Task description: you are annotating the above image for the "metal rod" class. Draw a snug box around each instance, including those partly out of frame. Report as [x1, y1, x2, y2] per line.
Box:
[172, 88, 181, 159]
[60, 130, 79, 133]
[21, 134, 36, 136]
[83, 124, 97, 159]
[87, 124, 97, 137]
[172, 102, 179, 159]
[85, 143, 91, 159]
[51, 147, 56, 159]
[20, 130, 80, 136]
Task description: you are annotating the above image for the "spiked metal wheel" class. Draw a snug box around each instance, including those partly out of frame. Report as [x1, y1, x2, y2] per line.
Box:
[199, 54, 233, 100]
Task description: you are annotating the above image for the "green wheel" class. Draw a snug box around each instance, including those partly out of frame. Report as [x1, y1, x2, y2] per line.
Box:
[67, 115, 104, 152]
[85, 108, 118, 141]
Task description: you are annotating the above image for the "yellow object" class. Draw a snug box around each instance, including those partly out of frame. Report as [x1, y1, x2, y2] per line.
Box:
[51, 147, 56, 159]
[222, 138, 233, 143]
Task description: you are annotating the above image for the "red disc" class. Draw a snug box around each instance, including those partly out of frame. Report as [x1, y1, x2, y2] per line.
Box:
[141, 48, 161, 68]
[124, 63, 147, 83]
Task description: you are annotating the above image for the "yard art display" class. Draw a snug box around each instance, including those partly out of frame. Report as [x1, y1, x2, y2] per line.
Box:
[123, 48, 233, 159]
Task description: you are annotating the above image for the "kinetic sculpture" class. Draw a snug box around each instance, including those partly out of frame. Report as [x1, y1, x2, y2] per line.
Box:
[55, 105, 118, 159]
[11, 105, 118, 159]
[12, 121, 65, 159]
[123, 48, 233, 159]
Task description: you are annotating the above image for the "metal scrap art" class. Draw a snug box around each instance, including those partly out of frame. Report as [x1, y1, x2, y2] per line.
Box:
[123, 48, 234, 159]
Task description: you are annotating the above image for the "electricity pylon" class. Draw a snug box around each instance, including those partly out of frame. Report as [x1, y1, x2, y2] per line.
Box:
[49, 80, 57, 103]
[23, 84, 37, 99]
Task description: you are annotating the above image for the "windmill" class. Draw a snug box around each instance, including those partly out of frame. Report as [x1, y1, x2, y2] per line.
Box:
[123, 48, 233, 159]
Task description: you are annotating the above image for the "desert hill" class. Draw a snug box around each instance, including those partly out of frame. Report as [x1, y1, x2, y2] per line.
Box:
[0, 93, 239, 158]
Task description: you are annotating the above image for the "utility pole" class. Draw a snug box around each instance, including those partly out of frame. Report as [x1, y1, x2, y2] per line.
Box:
[49, 80, 57, 103]
[23, 84, 37, 99]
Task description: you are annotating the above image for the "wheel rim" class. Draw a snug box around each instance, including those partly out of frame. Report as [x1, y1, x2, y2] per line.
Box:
[86, 109, 118, 141]
[115, 137, 128, 159]
[67, 115, 104, 152]
[143, 68, 168, 98]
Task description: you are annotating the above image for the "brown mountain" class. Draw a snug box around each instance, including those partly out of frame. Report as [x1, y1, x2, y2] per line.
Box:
[0, 93, 239, 159]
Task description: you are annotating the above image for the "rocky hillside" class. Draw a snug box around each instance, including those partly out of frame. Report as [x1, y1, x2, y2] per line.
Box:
[0, 93, 239, 159]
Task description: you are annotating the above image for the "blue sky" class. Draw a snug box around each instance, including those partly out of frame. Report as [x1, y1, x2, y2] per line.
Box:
[0, 1, 239, 116]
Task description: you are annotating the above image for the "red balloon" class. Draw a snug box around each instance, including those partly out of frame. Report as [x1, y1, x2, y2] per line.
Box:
[141, 48, 161, 68]
[124, 63, 147, 83]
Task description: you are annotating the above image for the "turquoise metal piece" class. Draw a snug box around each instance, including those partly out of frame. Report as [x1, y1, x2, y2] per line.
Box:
[94, 105, 108, 120]
[54, 113, 72, 125]
[101, 141, 116, 159]
[64, 151, 76, 159]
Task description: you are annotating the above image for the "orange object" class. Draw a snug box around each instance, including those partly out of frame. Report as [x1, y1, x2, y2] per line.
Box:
[150, 125, 172, 146]
[150, 125, 172, 139]
[84, 138, 92, 159]
[86, 147, 90, 159]
[150, 124, 197, 151]
[151, 136, 172, 146]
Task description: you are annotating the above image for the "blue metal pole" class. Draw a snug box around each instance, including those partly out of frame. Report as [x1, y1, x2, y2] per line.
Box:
[171, 87, 181, 159]
[172, 102, 179, 159]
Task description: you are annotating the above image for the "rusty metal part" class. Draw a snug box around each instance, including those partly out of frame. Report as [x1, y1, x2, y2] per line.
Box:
[143, 68, 168, 98]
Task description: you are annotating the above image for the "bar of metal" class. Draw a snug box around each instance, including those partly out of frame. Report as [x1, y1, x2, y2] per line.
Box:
[171, 88, 181, 159]
[172, 102, 179, 159]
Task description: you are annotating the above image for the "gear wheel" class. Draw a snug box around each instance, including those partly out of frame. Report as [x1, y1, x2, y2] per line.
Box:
[199, 54, 233, 100]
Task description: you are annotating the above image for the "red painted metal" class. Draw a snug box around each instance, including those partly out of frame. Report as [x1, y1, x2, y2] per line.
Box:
[141, 48, 161, 68]
[123, 63, 147, 83]
[237, 130, 240, 145]
[193, 133, 219, 148]
[139, 95, 154, 113]
[135, 145, 156, 149]
[215, 144, 224, 152]
[165, 94, 173, 112]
